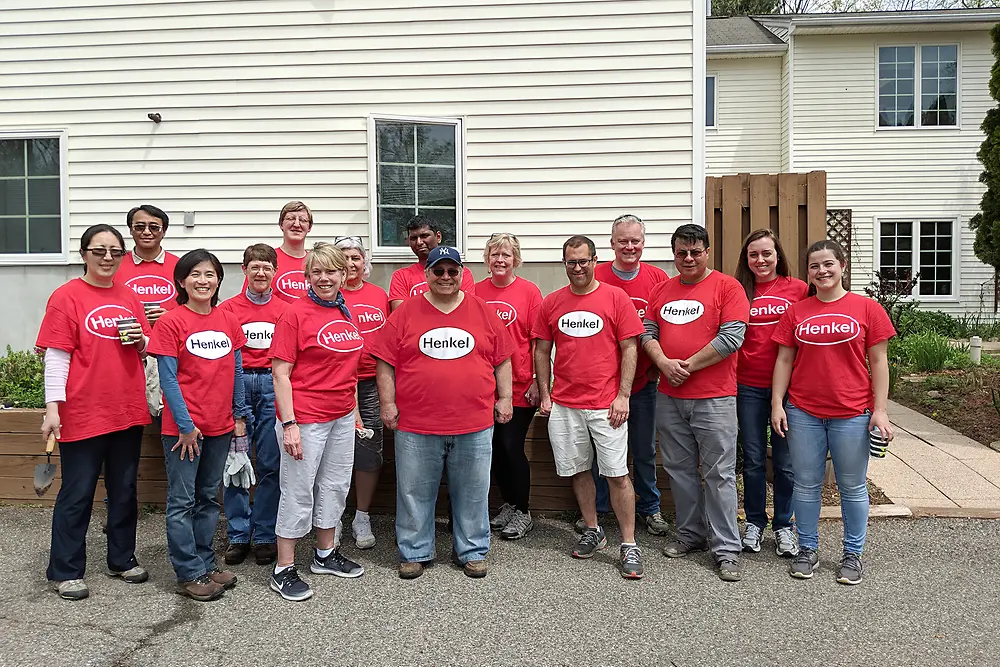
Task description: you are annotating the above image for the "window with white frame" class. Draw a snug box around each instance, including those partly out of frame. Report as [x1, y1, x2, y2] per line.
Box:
[371, 117, 461, 252]
[878, 219, 956, 298]
[878, 45, 958, 128]
[0, 136, 62, 256]
[706, 75, 717, 128]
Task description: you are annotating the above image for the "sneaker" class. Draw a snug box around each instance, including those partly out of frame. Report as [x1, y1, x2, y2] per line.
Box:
[662, 540, 709, 558]
[270, 566, 313, 602]
[836, 553, 864, 585]
[253, 543, 278, 566]
[398, 562, 425, 580]
[107, 565, 149, 584]
[573, 513, 607, 534]
[208, 568, 238, 589]
[718, 558, 742, 582]
[52, 579, 89, 601]
[620, 544, 644, 579]
[352, 514, 376, 550]
[490, 503, 517, 530]
[177, 575, 224, 602]
[224, 542, 251, 565]
[789, 548, 820, 579]
[774, 527, 800, 558]
[311, 549, 365, 578]
[641, 511, 670, 536]
[742, 524, 763, 553]
[572, 526, 608, 559]
[500, 510, 533, 540]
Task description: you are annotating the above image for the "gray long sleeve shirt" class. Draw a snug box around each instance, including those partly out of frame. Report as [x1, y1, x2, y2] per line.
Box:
[641, 319, 747, 358]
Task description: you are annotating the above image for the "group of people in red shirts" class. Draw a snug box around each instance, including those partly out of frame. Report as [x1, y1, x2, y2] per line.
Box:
[35, 200, 894, 603]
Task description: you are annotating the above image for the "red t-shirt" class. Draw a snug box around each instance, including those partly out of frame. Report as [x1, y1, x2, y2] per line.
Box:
[772, 292, 896, 419]
[340, 282, 390, 380]
[475, 276, 543, 408]
[647, 271, 750, 400]
[388, 262, 476, 303]
[594, 261, 669, 394]
[115, 251, 180, 310]
[147, 306, 247, 437]
[268, 298, 363, 423]
[35, 278, 152, 442]
[737, 276, 810, 388]
[218, 293, 290, 370]
[241, 246, 308, 303]
[369, 295, 514, 435]
[531, 283, 645, 410]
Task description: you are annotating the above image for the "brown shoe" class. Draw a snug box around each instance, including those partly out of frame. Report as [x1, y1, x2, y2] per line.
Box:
[177, 575, 224, 601]
[462, 560, 488, 578]
[253, 543, 277, 566]
[224, 542, 251, 565]
[208, 568, 238, 589]
[398, 562, 424, 579]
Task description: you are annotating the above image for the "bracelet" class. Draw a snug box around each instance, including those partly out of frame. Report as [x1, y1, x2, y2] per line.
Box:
[281, 419, 297, 428]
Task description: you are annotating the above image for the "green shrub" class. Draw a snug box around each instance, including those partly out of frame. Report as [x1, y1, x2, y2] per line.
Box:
[0, 346, 44, 408]
[946, 343, 972, 370]
[897, 309, 960, 338]
[898, 333, 952, 372]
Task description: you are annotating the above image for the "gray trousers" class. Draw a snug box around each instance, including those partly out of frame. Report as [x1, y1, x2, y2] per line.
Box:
[655, 393, 741, 560]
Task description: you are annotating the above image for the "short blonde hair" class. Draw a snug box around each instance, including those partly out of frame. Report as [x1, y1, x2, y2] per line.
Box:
[483, 233, 522, 268]
[304, 242, 347, 275]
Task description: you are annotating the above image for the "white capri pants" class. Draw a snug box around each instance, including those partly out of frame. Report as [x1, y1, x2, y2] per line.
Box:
[547, 402, 629, 478]
[275, 413, 355, 540]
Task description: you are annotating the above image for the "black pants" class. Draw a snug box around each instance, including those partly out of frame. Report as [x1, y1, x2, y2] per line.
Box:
[47, 425, 143, 581]
[491, 407, 536, 512]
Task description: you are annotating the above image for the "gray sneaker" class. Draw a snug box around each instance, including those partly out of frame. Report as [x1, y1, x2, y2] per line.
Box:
[774, 527, 800, 557]
[52, 579, 89, 601]
[662, 540, 709, 558]
[641, 511, 670, 536]
[836, 553, 863, 585]
[310, 549, 364, 578]
[500, 510, 533, 540]
[490, 503, 516, 530]
[572, 527, 607, 559]
[789, 548, 820, 579]
[620, 544, 644, 579]
[573, 513, 607, 534]
[742, 524, 763, 553]
[718, 558, 742, 582]
[107, 565, 149, 584]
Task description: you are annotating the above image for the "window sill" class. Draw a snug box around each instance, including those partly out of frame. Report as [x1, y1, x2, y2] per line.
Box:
[874, 125, 961, 132]
[0, 254, 68, 266]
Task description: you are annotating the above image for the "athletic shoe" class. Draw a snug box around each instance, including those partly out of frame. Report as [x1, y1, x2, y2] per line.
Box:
[661, 540, 709, 558]
[620, 544, 644, 579]
[270, 566, 313, 602]
[52, 579, 89, 601]
[310, 549, 365, 578]
[742, 524, 763, 553]
[774, 527, 800, 557]
[500, 510, 533, 540]
[789, 548, 820, 579]
[253, 543, 277, 566]
[208, 568, 237, 589]
[352, 514, 376, 550]
[641, 511, 670, 536]
[490, 503, 516, 530]
[398, 562, 424, 579]
[836, 553, 864, 585]
[574, 513, 607, 534]
[718, 558, 742, 582]
[107, 565, 149, 584]
[177, 575, 224, 602]
[572, 526, 608, 559]
[224, 542, 251, 565]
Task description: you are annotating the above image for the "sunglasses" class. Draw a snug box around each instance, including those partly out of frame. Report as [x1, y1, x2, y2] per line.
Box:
[335, 235, 364, 247]
[130, 223, 162, 233]
[85, 247, 126, 259]
[431, 266, 461, 277]
[674, 249, 705, 259]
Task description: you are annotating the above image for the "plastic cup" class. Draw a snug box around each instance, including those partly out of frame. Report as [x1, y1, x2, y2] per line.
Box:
[869, 426, 889, 458]
[117, 317, 139, 345]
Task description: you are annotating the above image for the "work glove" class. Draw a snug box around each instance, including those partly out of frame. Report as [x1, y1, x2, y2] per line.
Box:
[356, 427, 374, 440]
[224, 434, 254, 489]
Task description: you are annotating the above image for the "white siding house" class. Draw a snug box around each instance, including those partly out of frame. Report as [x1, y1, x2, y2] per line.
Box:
[0, 0, 703, 351]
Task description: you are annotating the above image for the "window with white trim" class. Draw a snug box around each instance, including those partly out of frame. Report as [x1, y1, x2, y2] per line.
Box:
[0, 136, 63, 256]
[706, 75, 717, 128]
[878, 219, 956, 298]
[878, 45, 958, 128]
[370, 117, 462, 253]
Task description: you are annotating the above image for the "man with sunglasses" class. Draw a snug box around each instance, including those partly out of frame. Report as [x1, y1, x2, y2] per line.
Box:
[642, 223, 750, 582]
[388, 216, 475, 311]
[532, 235, 646, 579]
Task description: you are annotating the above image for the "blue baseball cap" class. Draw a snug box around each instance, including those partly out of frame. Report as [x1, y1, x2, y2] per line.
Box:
[425, 246, 463, 268]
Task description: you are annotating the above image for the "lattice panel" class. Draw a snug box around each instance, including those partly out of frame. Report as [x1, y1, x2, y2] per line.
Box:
[827, 209, 853, 289]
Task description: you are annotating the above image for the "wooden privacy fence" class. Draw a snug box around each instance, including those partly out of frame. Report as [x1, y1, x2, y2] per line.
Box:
[705, 171, 828, 280]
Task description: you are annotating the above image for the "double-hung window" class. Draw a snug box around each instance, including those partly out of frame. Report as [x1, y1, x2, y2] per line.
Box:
[0, 133, 65, 262]
[878, 219, 957, 298]
[878, 45, 958, 128]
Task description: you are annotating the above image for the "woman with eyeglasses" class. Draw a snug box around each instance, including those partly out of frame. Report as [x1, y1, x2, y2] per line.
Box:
[36, 224, 153, 600]
[335, 235, 390, 550]
[474, 233, 542, 540]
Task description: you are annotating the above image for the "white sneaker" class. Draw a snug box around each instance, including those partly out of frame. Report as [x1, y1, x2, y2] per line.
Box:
[774, 526, 800, 557]
[52, 579, 89, 600]
[742, 524, 763, 553]
[352, 513, 376, 550]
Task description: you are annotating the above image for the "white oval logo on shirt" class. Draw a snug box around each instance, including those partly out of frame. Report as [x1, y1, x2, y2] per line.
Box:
[630, 296, 649, 320]
[274, 270, 307, 299]
[242, 321, 275, 350]
[558, 311, 604, 338]
[351, 303, 387, 334]
[795, 313, 861, 346]
[419, 327, 475, 360]
[487, 300, 518, 328]
[749, 296, 792, 326]
[186, 330, 232, 360]
[660, 300, 704, 325]
[409, 282, 429, 297]
[125, 274, 175, 304]
[317, 319, 364, 353]
[84, 304, 137, 340]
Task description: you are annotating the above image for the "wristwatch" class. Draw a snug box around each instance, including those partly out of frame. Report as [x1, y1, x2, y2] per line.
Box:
[281, 419, 297, 428]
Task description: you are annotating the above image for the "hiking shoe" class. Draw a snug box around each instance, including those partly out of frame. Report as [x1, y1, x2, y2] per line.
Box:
[224, 542, 251, 565]
[208, 568, 237, 589]
[836, 553, 864, 585]
[490, 503, 517, 530]
[789, 548, 820, 579]
[177, 575, 224, 602]
[774, 527, 800, 557]
[352, 514, 376, 550]
[462, 560, 488, 578]
[253, 542, 277, 566]
[574, 513, 607, 534]
[107, 565, 149, 584]
[311, 549, 364, 578]
[662, 540, 709, 558]
[718, 558, 742, 582]
[500, 510, 533, 540]
[620, 544, 644, 579]
[572, 526, 608, 559]
[270, 566, 313, 602]
[641, 511, 670, 536]
[398, 562, 425, 579]
[52, 579, 89, 601]
[742, 524, 763, 553]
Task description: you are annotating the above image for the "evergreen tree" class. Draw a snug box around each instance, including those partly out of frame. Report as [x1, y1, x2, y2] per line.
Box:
[970, 24, 1000, 310]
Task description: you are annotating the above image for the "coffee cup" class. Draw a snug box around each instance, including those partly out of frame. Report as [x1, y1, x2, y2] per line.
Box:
[117, 317, 139, 345]
[869, 426, 889, 458]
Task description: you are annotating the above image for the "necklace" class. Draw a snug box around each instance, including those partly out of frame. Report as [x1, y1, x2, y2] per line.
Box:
[755, 276, 782, 299]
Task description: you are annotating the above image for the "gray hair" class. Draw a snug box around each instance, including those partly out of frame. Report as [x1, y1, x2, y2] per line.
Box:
[334, 236, 372, 280]
[611, 214, 646, 237]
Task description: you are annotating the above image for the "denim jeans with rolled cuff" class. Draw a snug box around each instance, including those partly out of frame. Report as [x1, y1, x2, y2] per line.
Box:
[737, 383, 794, 532]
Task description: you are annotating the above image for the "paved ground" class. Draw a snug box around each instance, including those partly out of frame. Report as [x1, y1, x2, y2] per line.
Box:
[0, 507, 997, 667]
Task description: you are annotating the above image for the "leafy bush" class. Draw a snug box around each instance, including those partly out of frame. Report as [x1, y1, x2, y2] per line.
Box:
[897, 333, 952, 372]
[0, 346, 44, 408]
[896, 309, 961, 338]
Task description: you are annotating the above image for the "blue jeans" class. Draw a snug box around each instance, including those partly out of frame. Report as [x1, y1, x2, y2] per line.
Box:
[785, 403, 870, 555]
[593, 380, 659, 515]
[395, 428, 493, 564]
[224, 371, 279, 545]
[737, 384, 794, 531]
[163, 431, 232, 582]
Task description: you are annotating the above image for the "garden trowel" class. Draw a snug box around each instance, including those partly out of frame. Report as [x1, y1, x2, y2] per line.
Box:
[33, 434, 57, 497]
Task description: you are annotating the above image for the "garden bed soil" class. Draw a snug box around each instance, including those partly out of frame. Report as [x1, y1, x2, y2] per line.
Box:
[892, 367, 1000, 447]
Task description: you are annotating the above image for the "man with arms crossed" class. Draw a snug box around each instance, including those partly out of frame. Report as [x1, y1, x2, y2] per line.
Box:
[388, 216, 475, 311]
[533, 235, 646, 579]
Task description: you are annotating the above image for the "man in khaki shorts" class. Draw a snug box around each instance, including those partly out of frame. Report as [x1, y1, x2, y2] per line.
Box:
[532, 235, 646, 579]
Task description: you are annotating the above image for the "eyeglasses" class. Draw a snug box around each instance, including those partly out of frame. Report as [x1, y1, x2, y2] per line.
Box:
[130, 223, 162, 233]
[675, 249, 705, 259]
[563, 258, 594, 269]
[85, 247, 125, 259]
[334, 236, 364, 247]
[431, 267, 461, 277]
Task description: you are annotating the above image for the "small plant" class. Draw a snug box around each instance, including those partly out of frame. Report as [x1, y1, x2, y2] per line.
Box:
[899, 333, 952, 373]
[946, 343, 972, 370]
[888, 360, 904, 398]
[865, 268, 919, 334]
[0, 346, 44, 409]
